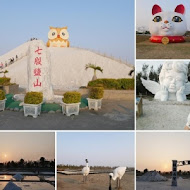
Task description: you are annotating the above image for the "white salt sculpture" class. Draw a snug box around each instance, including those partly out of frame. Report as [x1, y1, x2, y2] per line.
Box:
[141, 61, 190, 102]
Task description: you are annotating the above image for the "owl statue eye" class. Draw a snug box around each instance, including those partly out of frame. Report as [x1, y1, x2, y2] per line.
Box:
[48, 29, 57, 39]
[153, 16, 162, 22]
[60, 29, 69, 39]
[172, 16, 183, 22]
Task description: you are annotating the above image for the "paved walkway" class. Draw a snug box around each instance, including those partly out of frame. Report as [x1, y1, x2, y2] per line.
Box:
[0, 100, 134, 130]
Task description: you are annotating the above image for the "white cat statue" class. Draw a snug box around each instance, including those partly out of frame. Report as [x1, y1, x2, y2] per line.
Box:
[149, 4, 187, 43]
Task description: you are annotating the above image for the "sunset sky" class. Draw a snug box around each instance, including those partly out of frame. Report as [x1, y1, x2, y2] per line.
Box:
[0, 132, 55, 162]
[57, 132, 134, 167]
[137, 132, 190, 172]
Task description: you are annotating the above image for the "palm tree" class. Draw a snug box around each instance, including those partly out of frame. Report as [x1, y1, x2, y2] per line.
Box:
[0, 70, 8, 77]
[85, 63, 103, 81]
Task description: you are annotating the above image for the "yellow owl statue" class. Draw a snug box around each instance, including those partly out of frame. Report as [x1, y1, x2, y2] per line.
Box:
[47, 26, 70, 47]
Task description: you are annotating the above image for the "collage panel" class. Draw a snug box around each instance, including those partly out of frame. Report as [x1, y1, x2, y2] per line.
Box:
[136, 132, 190, 190]
[0, 132, 55, 190]
[136, 0, 190, 59]
[57, 132, 135, 190]
[0, 0, 135, 130]
[136, 60, 190, 130]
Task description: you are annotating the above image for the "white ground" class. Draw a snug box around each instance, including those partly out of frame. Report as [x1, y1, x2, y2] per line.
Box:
[137, 178, 190, 190]
[0, 181, 54, 190]
[137, 98, 190, 130]
[0, 41, 133, 90]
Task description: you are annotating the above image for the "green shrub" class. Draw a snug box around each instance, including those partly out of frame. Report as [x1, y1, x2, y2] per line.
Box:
[0, 77, 11, 86]
[63, 91, 81, 104]
[88, 78, 134, 90]
[24, 92, 43, 104]
[0, 90, 5, 100]
[117, 79, 134, 90]
[89, 87, 104, 99]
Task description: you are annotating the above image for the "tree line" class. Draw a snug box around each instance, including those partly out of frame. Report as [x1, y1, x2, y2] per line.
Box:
[136, 62, 190, 97]
[0, 157, 55, 168]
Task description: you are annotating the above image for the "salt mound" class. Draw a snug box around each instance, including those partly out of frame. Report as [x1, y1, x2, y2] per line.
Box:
[138, 171, 168, 182]
[0, 41, 133, 90]
[3, 181, 22, 190]
[12, 173, 24, 181]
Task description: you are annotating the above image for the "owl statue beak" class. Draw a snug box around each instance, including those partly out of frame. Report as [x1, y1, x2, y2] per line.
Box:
[57, 35, 60, 38]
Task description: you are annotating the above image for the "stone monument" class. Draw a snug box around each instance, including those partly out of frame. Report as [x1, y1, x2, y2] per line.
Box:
[27, 40, 54, 101]
[141, 61, 190, 102]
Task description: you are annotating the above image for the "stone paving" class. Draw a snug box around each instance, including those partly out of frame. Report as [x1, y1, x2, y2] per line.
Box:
[0, 100, 134, 130]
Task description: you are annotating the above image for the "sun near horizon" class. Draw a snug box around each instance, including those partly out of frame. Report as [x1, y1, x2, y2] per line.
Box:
[137, 133, 190, 172]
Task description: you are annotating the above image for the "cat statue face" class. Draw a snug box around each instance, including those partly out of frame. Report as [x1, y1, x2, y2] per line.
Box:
[149, 4, 187, 36]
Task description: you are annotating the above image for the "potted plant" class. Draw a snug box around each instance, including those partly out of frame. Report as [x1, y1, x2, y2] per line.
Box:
[0, 71, 19, 94]
[87, 87, 104, 111]
[85, 63, 103, 81]
[0, 90, 6, 111]
[23, 92, 43, 118]
[62, 91, 81, 116]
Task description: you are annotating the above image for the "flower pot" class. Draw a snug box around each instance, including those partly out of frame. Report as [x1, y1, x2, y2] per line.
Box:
[23, 103, 42, 118]
[87, 98, 102, 111]
[62, 102, 81, 116]
[0, 99, 6, 111]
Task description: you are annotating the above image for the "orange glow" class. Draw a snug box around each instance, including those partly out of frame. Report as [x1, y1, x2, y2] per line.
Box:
[137, 133, 190, 172]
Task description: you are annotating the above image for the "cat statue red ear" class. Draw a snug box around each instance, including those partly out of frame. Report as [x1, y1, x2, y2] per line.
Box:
[152, 4, 162, 15]
[149, 4, 187, 44]
[175, 4, 185, 15]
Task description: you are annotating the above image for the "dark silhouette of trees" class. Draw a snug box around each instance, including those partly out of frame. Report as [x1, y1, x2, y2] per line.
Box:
[144, 168, 148, 173]
[0, 157, 55, 169]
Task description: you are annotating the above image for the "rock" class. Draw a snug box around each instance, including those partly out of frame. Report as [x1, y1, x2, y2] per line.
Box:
[10, 108, 14, 111]
[27, 40, 54, 101]
[56, 109, 62, 113]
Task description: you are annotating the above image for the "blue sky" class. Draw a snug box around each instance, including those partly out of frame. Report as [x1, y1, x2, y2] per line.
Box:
[0, 0, 134, 64]
[57, 132, 134, 167]
[136, 0, 190, 30]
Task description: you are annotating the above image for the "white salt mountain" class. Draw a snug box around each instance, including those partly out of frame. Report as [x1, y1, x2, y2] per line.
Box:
[3, 181, 22, 190]
[0, 40, 133, 92]
[138, 171, 167, 182]
[12, 173, 24, 181]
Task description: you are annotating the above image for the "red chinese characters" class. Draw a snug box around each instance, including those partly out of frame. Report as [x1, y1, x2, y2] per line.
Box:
[34, 68, 41, 76]
[35, 47, 42, 55]
[33, 46, 43, 88]
[33, 78, 42, 87]
[34, 57, 42, 65]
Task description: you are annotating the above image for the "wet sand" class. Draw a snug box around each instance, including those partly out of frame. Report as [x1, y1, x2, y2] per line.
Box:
[137, 178, 190, 190]
[57, 172, 134, 190]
